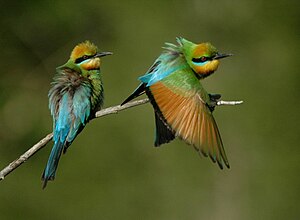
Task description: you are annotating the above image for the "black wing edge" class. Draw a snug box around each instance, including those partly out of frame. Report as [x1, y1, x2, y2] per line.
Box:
[145, 87, 175, 147]
[120, 83, 146, 106]
[154, 112, 175, 146]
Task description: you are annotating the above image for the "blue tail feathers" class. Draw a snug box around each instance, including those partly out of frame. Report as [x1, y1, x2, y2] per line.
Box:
[42, 140, 65, 188]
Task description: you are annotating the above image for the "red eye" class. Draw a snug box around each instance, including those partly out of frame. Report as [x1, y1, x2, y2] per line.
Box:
[200, 56, 207, 62]
[192, 56, 209, 63]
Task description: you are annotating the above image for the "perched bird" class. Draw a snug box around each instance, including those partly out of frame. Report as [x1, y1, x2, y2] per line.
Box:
[121, 37, 232, 169]
[42, 41, 112, 188]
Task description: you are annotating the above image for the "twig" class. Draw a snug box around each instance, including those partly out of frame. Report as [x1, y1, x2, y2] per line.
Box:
[0, 133, 53, 181]
[217, 100, 243, 106]
[95, 98, 149, 118]
[0, 98, 242, 181]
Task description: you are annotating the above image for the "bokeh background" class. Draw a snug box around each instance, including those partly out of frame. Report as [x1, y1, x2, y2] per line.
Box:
[0, 1, 299, 219]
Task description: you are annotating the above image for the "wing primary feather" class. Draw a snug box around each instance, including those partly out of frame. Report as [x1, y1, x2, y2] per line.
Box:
[146, 86, 175, 146]
[199, 110, 208, 157]
[213, 118, 230, 168]
[210, 121, 222, 169]
[206, 118, 217, 164]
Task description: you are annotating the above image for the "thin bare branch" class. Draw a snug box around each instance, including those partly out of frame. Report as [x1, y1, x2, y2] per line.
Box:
[0, 98, 243, 181]
[95, 98, 149, 118]
[0, 133, 53, 181]
[217, 100, 243, 106]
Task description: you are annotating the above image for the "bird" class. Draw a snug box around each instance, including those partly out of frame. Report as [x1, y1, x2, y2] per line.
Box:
[121, 37, 232, 169]
[42, 41, 112, 188]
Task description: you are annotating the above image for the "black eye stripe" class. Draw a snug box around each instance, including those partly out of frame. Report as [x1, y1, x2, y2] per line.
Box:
[192, 56, 212, 63]
[75, 54, 94, 64]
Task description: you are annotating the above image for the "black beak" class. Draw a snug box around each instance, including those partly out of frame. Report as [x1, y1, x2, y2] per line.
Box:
[95, 51, 113, 58]
[213, 53, 233, 60]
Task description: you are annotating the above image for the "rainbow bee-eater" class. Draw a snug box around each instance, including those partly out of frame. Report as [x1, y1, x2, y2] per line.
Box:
[121, 37, 232, 169]
[42, 41, 112, 188]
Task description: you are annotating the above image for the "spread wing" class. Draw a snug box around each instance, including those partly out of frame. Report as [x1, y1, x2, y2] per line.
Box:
[147, 74, 229, 169]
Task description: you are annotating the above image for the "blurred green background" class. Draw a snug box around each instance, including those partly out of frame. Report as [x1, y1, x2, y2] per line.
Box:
[0, 1, 299, 219]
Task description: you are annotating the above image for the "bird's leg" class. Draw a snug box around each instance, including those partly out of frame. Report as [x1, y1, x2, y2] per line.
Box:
[207, 93, 222, 112]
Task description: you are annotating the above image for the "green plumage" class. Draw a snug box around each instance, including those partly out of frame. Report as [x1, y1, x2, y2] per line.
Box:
[122, 37, 232, 169]
[42, 41, 111, 188]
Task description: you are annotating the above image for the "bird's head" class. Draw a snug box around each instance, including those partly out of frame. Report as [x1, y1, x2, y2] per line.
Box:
[178, 37, 232, 78]
[70, 41, 112, 71]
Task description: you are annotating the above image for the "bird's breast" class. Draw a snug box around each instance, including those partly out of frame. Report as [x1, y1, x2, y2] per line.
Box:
[193, 60, 220, 77]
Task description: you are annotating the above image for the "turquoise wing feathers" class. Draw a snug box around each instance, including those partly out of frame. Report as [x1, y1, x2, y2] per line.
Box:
[42, 40, 110, 188]
[139, 42, 187, 86]
[42, 67, 93, 188]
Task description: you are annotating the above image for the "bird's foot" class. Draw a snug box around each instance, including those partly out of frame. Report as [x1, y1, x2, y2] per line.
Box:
[207, 93, 222, 112]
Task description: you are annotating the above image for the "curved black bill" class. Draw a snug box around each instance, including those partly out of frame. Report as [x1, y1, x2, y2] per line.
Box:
[214, 53, 233, 60]
[95, 52, 113, 58]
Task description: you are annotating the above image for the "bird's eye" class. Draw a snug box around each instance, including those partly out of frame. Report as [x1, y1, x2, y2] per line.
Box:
[75, 55, 92, 64]
[192, 56, 208, 63]
[82, 55, 89, 60]
[200, 56, 207, 62]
